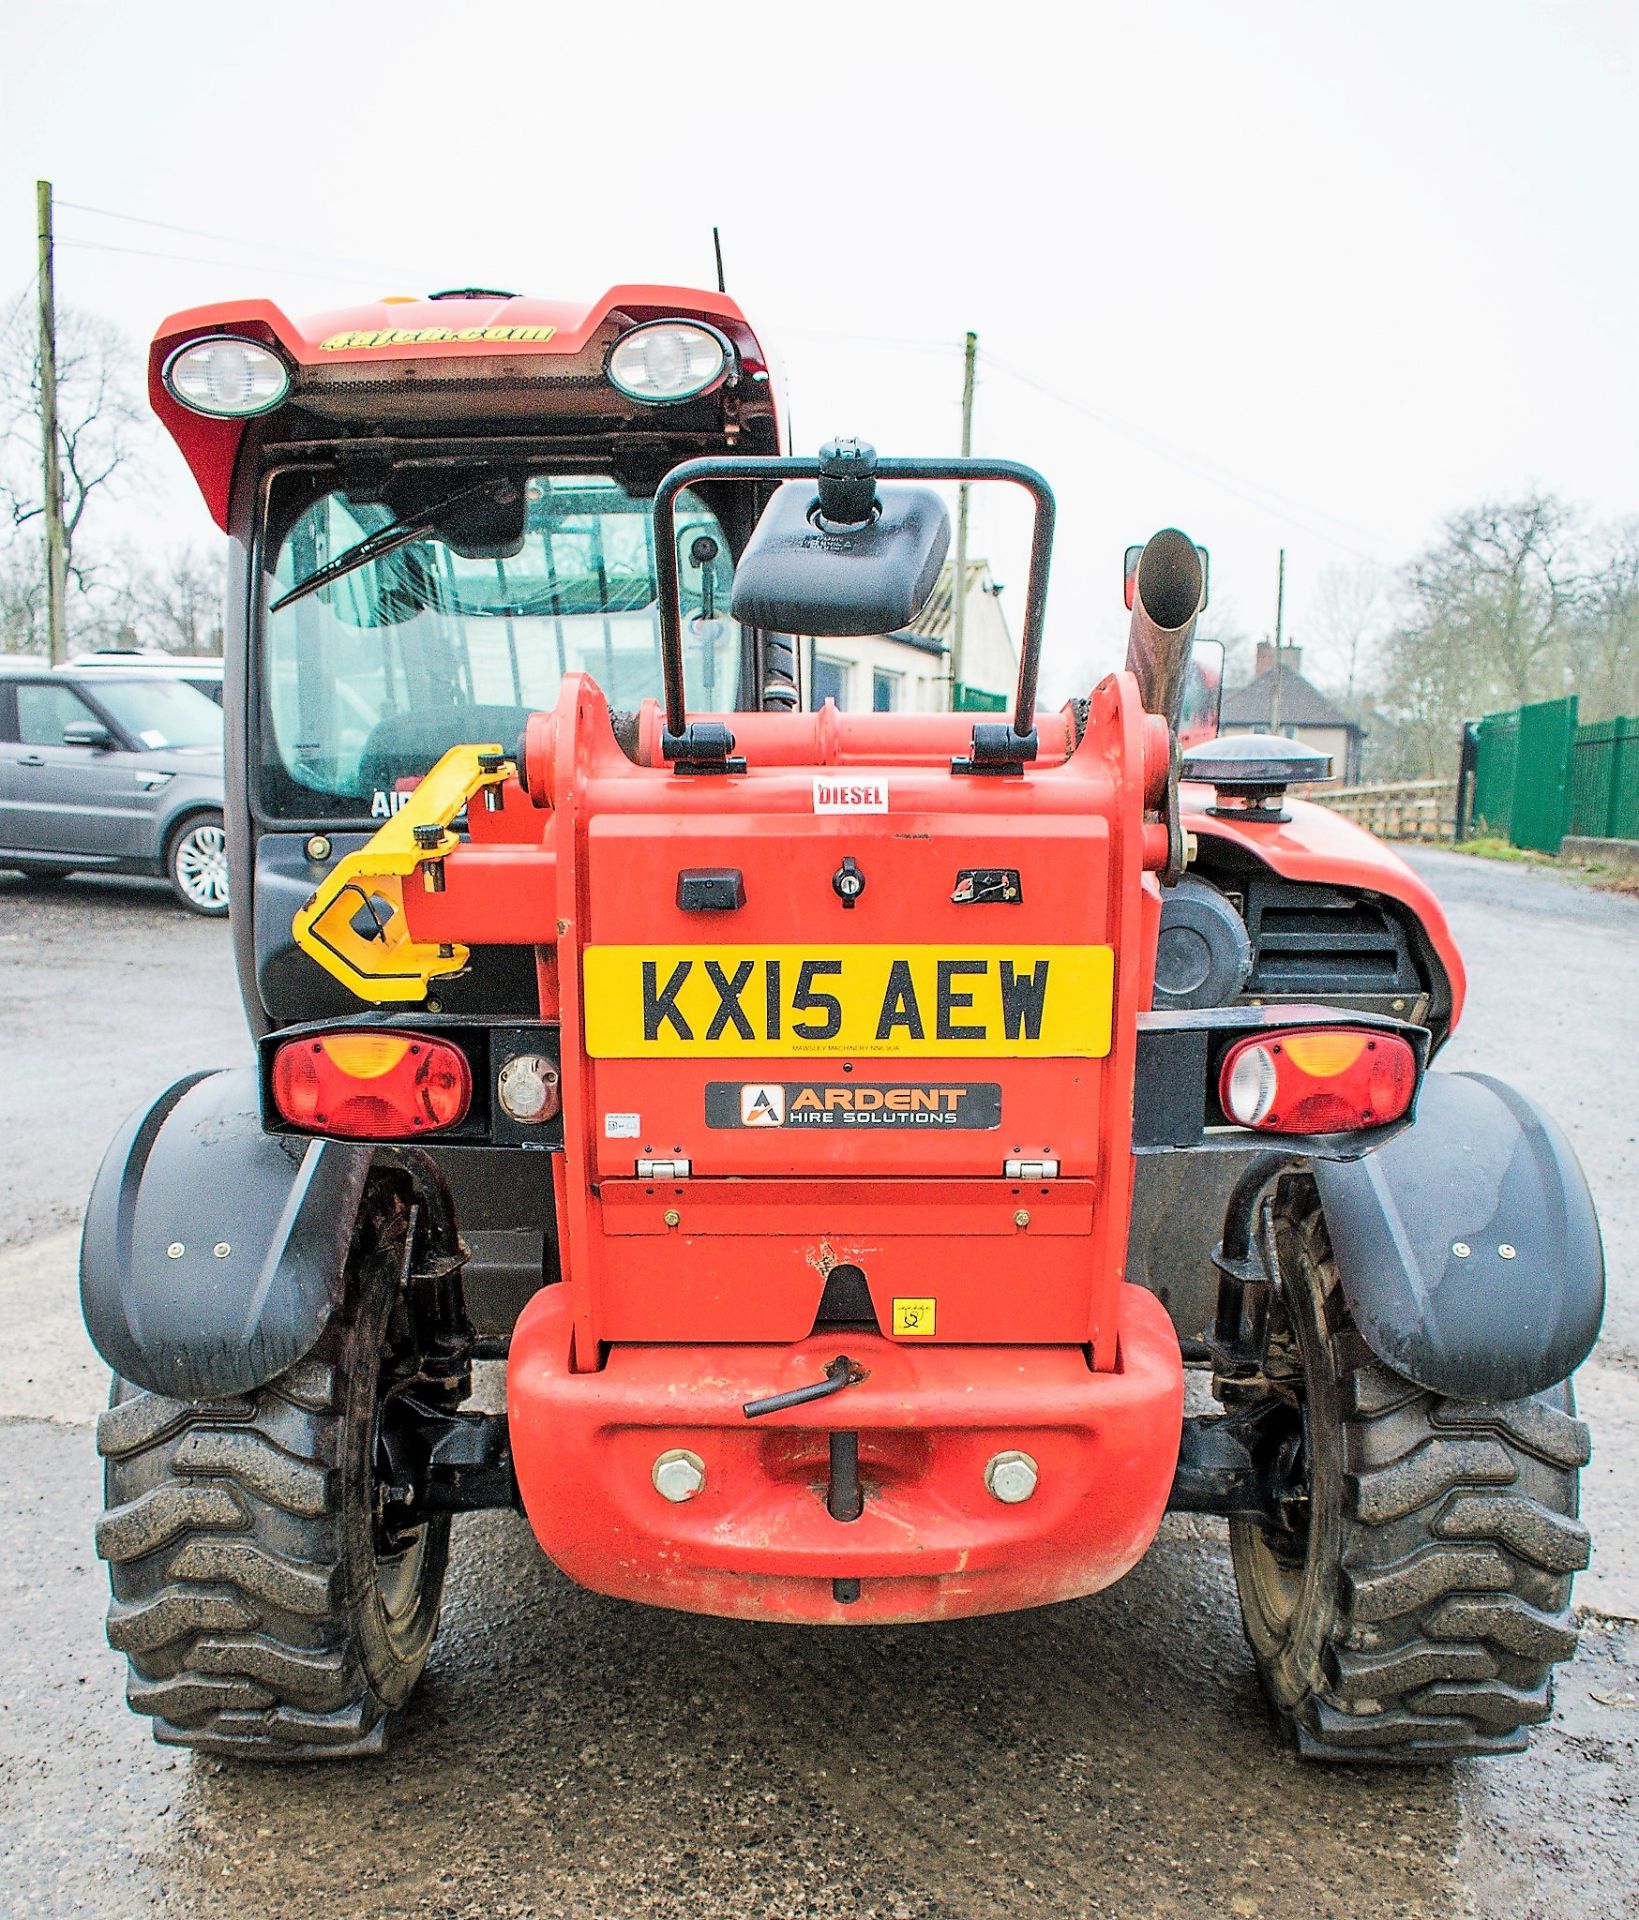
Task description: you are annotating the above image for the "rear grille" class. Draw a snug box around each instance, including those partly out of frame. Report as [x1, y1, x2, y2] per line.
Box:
[1235, 881, 1421, 999]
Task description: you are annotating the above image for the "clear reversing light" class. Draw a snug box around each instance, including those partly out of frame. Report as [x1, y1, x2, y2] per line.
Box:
[1218, 1028, 1417, 1134]
[271, 1031, 471, 1138]
[163, 336, 291, 417]
[605, 320, 732, 405]
[496, 1052, 560, 1124]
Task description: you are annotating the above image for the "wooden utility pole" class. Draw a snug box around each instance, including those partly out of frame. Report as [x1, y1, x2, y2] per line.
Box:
[1268, 546, 1287, 734]
[36, 180, 68, 666]
[950, 329, 977, 710]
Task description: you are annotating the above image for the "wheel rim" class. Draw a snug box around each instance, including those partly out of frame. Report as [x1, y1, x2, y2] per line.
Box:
[173, 822, 229, 909]
[1231, 1264, 1319, 1646]
[372, 1377, 440, 1657]
[1238, 1411, 1311, 1634]
[376, 1523, 430, 1644]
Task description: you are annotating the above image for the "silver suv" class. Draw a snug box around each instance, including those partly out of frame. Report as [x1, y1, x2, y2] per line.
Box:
[0, 661, 228, 915]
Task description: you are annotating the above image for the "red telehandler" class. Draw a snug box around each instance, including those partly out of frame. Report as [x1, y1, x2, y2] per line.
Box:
[81, 290, 1601, 1763]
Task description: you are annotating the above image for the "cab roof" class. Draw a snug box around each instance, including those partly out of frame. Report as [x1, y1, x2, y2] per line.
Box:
[151, 286, 781, 530]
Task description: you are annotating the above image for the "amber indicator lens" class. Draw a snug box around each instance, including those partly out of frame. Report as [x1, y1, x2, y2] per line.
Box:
[1218, 1028, 1417, 1133]
[271, 1031, 472, 1138]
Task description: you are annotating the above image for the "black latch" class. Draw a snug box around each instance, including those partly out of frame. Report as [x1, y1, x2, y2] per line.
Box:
[952, 723, 1039, 776]
[677, 868, 746, 912]
[662, 720, 747, 776]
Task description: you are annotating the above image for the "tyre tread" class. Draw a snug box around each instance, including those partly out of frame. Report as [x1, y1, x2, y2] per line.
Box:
[96, 1214, 451, 1761]
[1233, 1189, 1588, 1765]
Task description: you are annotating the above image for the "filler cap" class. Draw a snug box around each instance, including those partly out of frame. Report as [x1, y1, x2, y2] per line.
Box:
[1181, 732, 1333, 821]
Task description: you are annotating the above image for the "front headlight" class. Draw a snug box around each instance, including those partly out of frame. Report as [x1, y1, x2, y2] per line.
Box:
[605, 320, 732, 405]
[162, 336, 291, 417]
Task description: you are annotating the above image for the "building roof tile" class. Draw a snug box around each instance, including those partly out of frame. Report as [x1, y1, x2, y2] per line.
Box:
[1221, 664, 1360, 731]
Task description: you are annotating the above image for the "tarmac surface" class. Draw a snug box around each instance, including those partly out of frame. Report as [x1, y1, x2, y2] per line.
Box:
[0, 850, 1635, 1920]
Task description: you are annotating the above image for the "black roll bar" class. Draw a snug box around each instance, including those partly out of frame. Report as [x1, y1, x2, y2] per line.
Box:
[652, 455, 1056, 742]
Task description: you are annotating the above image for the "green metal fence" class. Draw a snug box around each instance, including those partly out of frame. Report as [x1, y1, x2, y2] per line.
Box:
[1568, 716, 1639, 841]
[1470, 709, 1521, 837]
[1466, 697, 1639, 852]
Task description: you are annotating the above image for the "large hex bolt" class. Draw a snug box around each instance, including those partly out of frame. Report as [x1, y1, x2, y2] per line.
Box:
[652, 1449, 707, 1503]
[984, 1450, 1039, 1504]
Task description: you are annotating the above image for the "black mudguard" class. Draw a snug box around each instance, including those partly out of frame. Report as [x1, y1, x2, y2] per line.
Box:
[80, 1067, 374, 1401]
[1312, 1071, 1604, 1401]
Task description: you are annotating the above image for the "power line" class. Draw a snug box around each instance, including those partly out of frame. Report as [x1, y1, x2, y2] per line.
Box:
[56, 238, 376, 287]
[978, 348, 1389, 562]
[55, 199, 413, 279]
[777, 322, 957, 358]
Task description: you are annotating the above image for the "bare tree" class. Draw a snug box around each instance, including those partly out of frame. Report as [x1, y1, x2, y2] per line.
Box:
[0, 292, 146, 637]
[0, 539, 45, 654]
[1569, 518, 1639, 721]
[1200, 594, 1255, 687]
[1377, 491, 1588, 775]
[1307, 560, 1388, 700]
[113, 544, 228, 655]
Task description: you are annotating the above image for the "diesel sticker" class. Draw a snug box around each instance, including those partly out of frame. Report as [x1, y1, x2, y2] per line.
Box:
[707, 1082, 1002, 1129]
[583, 944, 1113, 1058]
[812, 775, 888, 813]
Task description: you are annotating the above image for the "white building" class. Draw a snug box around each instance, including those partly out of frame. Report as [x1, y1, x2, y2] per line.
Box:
[804, 559, 1018, 713]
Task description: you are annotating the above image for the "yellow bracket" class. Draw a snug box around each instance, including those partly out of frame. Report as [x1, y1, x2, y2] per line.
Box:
[292, 744, 514, 1004]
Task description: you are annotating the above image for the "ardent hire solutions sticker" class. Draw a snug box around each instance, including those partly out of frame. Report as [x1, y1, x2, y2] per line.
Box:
[604, 1112, 641, 1138]
[706, 1082, 1002, 1129]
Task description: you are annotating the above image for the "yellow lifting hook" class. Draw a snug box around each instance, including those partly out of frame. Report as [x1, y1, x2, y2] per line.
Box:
[291, 744, 514, 1003]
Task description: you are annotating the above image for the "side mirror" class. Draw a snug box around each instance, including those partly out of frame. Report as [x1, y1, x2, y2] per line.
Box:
[62, 720, 113, 750]
[729, 441, 951, 638]
[1178, 639, 1224, 748]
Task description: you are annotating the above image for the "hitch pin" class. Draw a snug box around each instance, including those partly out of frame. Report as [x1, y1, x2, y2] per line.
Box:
[742, 1356, 865, 1419]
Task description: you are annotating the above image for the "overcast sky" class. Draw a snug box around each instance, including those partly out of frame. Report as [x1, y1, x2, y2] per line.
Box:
[3, 0, 1634, 700]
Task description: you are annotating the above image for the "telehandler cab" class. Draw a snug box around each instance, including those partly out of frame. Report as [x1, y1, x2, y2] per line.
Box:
[82, 290, 1602, 1764]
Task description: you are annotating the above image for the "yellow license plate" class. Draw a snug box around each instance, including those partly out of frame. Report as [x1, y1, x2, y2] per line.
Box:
[581, 945, 1113, 1058]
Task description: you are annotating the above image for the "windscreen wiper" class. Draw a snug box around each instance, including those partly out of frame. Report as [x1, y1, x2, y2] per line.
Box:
[270, 477, 508, 613]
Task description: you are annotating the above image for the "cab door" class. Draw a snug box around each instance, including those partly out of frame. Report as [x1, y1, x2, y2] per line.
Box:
[0, 680, 155, 859]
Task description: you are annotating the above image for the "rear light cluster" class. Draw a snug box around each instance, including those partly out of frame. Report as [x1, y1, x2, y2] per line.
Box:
[271, 1032, 471, 1139]
[1218, 1028, 1416, 1134]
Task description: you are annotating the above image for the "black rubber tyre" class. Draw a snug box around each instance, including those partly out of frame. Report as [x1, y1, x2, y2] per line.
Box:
[1228, 1179, 1591, 1762]
[165, 809, 230, 916]
[94, 1215, 451, 1759]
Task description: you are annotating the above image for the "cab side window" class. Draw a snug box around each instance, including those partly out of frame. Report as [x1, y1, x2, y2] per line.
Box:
[16, 682, 99, 747]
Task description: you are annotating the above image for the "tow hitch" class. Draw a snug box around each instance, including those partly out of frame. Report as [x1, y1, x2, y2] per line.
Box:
[743, 1357, 868, 1602]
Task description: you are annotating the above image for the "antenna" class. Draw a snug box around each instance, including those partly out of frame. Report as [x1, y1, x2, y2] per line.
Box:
[712, 226, 726, 293]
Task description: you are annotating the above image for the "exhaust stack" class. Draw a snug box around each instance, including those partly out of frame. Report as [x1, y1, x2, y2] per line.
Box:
[1125, 529, 1205, 733]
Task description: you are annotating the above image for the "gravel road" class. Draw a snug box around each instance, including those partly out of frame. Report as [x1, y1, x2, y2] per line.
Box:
[0, 852, 1634, 1920]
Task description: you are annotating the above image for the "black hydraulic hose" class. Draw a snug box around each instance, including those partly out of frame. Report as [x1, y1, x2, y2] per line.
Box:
[742, 1355, 864, 1419]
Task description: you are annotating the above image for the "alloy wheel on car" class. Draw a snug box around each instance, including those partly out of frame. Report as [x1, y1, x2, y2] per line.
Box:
[170, 818, 229, 915]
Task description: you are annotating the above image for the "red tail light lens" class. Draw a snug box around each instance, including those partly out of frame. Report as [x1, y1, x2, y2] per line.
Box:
[1218, 1028, 1416, 1134]
[271, 1031, 472, 1138]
